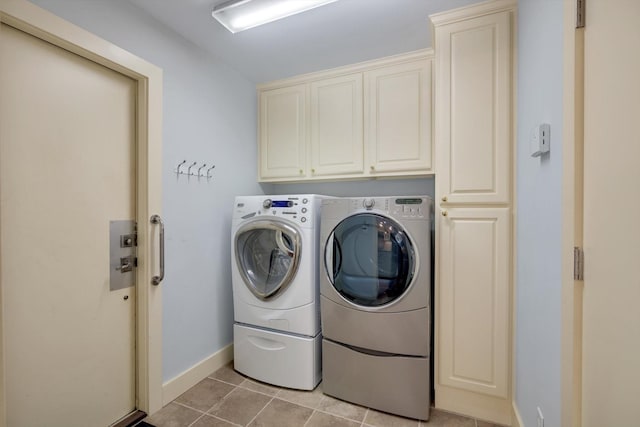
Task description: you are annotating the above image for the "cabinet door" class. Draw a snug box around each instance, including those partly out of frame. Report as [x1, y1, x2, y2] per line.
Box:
[434, 11, 512, 204]
[366, 58, 432, 174]
[259, 84, 307, 180]
[310, 74, 363, 177]
[437, 207, 510, 398]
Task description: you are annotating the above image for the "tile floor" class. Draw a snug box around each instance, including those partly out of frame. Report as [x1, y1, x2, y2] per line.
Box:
[143, 363, 502, 427]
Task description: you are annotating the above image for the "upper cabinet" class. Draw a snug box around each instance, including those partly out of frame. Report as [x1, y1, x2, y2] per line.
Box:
[257, 50, 433, 182]
[310, 73, 364, 178]
[366, 59, 432, 175]
[258, 84, 307, 180]
[433, 1, 514, 204]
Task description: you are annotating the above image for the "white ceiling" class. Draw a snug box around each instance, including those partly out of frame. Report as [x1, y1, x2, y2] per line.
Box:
[128, 0, 484, 84]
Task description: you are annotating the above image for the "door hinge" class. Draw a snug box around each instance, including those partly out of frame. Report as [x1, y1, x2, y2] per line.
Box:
[574, 246, 584, 281]
[576, 0, 586, 28]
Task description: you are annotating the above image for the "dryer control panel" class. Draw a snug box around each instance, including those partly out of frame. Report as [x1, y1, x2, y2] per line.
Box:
[391, 197, 431, 219]
[347, 197, 432, 220]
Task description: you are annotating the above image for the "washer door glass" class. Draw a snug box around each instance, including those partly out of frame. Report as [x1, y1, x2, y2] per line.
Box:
[326, 213, 415, 307]
[235, 220, 301, 300]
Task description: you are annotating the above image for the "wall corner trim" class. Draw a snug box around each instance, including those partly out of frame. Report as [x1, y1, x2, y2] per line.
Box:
[161, 344, 234, 408]
[429, 0, 517, 27]
[512, 400, 525, 427]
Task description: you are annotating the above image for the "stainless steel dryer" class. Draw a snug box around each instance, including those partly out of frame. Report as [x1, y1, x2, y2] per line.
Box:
[320, 196, 433, 420]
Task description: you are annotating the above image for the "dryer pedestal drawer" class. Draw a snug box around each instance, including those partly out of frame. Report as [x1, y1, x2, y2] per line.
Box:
[234, 323, 321, 390]
[322, 338, 430, 420]
[320, 295, 429, 356]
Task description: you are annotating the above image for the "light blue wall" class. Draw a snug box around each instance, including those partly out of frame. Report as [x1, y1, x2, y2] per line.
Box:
[516, 1, 563, 426]
[30, 0, 267, 382]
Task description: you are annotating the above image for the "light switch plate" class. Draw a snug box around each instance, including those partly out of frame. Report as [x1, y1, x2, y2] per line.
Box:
[530, 123, 551, 157]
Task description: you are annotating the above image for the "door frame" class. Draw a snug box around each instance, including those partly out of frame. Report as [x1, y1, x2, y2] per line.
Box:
[561, 1, 583, 427]
[0, 0, 163, 423]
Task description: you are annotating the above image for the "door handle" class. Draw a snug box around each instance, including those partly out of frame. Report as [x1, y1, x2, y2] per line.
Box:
[324, 233, 334, 277]
[275, 230, 294, 257]
[324, 233, 342, 280]
[150, 214, 164, 286]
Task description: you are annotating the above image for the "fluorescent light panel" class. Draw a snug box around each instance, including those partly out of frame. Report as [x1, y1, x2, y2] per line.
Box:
[212, 0, 338, 33]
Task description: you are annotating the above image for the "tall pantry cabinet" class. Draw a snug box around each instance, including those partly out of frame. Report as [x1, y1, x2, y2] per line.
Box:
[431, 1, 516, 425]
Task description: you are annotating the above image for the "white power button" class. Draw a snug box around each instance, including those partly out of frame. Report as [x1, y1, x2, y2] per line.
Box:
[363, 198, 375, 209]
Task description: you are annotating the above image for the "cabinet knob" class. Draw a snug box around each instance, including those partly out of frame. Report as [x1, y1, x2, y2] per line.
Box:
[370, 165, 375, 171]
[311, 168, 315, 174]
[441, 196, 448, 202]
[441, 210, 448, 217]
[299, 169, 303, 174]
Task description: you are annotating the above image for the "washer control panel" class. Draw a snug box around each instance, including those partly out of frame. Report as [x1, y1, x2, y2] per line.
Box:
[234, 195, 315, 226]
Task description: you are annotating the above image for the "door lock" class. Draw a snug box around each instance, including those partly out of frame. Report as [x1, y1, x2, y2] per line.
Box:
[120, 233, 136, 248]
[110, 220, 137, 291]
[116, 256, 135, 273]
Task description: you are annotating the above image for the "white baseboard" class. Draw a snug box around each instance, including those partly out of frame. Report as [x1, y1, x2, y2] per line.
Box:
[512, 400, 525, 427]
[435, 385, 511, 426]
[161, 343, 234, 406]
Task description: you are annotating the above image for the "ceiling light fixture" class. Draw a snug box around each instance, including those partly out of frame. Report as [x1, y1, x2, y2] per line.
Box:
[212, 0, 338, 33]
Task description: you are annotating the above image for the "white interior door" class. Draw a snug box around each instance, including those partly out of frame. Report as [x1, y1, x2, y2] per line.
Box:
[0, 22, 137, 427]
[582, 1, 640, 425]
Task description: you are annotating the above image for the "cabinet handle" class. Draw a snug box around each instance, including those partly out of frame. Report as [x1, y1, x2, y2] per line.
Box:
[441, 196, 448, 202]
[441, 210, 448, 217]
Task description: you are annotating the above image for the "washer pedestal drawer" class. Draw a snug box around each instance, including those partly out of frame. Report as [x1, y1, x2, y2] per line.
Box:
[234, 323, 321, 390]
[322, 338, 430, 420]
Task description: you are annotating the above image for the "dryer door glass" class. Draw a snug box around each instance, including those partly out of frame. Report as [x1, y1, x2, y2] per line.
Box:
[327, 213, 415, 307]
[235, 220, 301, 300]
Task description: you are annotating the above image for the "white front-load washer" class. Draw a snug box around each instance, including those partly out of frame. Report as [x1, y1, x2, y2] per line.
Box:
[231, 194, 326, 390]
[320, 196, 433, 420]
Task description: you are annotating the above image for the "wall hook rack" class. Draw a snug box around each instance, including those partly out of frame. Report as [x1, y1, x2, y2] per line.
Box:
[174, 160, 216, 181]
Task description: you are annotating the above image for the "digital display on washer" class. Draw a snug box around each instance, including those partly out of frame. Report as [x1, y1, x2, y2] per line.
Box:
[272, 200, 293, 208]
[395, 198, 423, 205]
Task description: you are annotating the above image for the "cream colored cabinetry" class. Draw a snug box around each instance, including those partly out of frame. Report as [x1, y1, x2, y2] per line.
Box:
[310, 73, 364, 178]
[258, 84, 307, 180]
[438, 207, 510, 396]
[432, 1, 515, 425]
[365, 59, 432, 175]
[257, 50, 433, 182]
